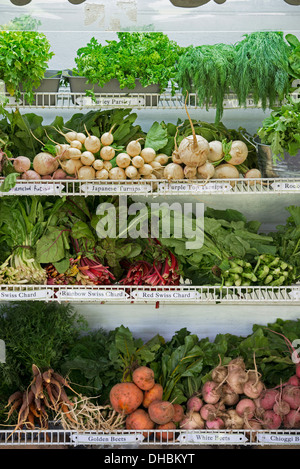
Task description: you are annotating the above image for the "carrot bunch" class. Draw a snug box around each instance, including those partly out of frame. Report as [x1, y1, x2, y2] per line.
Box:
[6, 364, 77, 431]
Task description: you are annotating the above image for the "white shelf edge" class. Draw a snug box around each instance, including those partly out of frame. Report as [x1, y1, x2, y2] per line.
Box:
[0, 284, 299, 304]
[1, 90, 299, 110]
[1, 178, 300, 197]
[0, 428, 300, 447]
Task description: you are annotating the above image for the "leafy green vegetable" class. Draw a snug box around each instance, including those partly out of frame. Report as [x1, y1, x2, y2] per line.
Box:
[232, 31, 291, 111]
[176, 43, 236, 123]
[257, 98, 300, 160]
[286, 33, 300, 82]
[73, 32, 184, 94]
[0, 31, 54, 104]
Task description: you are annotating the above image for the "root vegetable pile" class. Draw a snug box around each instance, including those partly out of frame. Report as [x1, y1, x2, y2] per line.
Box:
[109, 366, 183, 442]
[5, 364, 77, 431]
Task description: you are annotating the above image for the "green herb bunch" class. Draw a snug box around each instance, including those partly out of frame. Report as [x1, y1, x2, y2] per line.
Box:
[0, 31, 54, 104]
[73, 32, 184, 93]
[257, 98, 300, 160]
[232, 31, 291, 110]
[176, 43, 236, 123]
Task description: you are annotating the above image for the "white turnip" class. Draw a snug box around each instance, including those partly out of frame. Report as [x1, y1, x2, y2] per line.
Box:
[100, 146, 115, 161]
[81, 151, 95, 166]
[214, 163, 240, 180]
[139, 164, 153, 177]
[155, 153, 169, 166]
[33, 152, 59, 176]
[70, 139, 83, 151]
[140, 147, 156, 163]
[61, 159, 82, 176]
[109, 167, 126, 180]
[76, 132, 87, 144]
[125, 166, 139, 179]
[244, 168, 262, 181]
[184, 165, 197, 179]
[196, 161, 215, 180]
[116, 153, 131, 169]
[208, 140, 224, 162]
[77, 166, 95, 180]
[65, 147, 82, 160]
[84, 125, 101, 154]
[226, 140, 248, 166]
[163, 163, 184, 181]
[103, 161, 113, 172]
[95, 169, 109, 180]
[126, 139, 143, 157]
[132, 155, 144, 169]
[93, 159, 104, 171]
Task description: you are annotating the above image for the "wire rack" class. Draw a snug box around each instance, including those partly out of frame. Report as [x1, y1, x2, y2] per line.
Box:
[1, 178, 300, 197]
[0, 284, 299, 304]
[3, 90, 297, 110]
[0, 428, 300, 447]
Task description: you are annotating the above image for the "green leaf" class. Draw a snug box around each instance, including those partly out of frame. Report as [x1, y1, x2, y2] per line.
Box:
[145, 121, 168, 151]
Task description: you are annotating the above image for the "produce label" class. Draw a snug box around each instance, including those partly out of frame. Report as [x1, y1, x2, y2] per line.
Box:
[0, 289, 54, 300]
[70, 433, 144, 445]
[257, 433, 300, 444]
[288, 289, 300, 300]
[178, 432, 248, 444]
[131, 290, 202, 300]
[271, 182, 300, 191]
[158, 182, 233, 193]
[0, 183, 64, 196]
[75, 97, 145, 107]
[81, 183, 152, 194]
[56, 288, 129, 300]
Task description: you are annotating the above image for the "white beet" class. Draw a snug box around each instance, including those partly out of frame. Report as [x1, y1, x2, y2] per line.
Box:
[187, 396, 203, 412]
[205, 417, 224, 430]
[202, 381, 222, 405]
[236, 399, 256, 419]
[221, 383, 239, 406]
[200, 404, 218, 421]
[211, 365, 228, 384]
[223, 409, 244, 429]
[180, 412, 205, 430]
[33, 152, 59, 176]
[243, 380, 264, 400]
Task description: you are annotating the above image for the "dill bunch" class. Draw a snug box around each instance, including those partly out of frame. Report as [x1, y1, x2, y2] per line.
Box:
[232, 31, 291, 110]
[176, 43, 236, 123]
